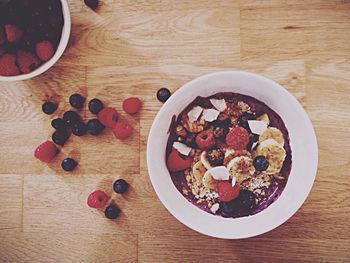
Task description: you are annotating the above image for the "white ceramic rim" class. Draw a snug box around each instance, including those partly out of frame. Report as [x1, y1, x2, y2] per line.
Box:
[0, 0, 71, 81]
[147, 71, 318, 239]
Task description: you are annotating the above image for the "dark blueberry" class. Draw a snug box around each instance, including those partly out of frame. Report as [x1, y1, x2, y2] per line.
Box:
[51, 118, 67, 130]
[88, 98, 104, 114]
[63, 111, 80, 125]
[105, 204, 120, 219]
[69, 93, 85, 109]
[87, 119, 105, 135]
[220, 201, 236, 216]
[211, 119, 230, 139]
[52, 130, 69, 146]
[84, 0, 99, 9]
[237, 112, 255, 131]
[61, 158, 77, 171]
[71, 121, 87, 136]
[156, 88, 171, 103]
[42, 101, 57, 115]
[237, 190, 257, 212]
[253, 155, 269, 171]
[207, 149, 225, 166]
[113, 179, 129, 194]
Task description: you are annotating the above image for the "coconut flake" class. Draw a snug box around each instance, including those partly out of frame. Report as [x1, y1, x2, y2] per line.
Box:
[251, 142, 258, 151]
[248, 120, 268, 135]
[187, 106, 203, 123]
[173, 142, 192, 156]
[208, 166, 229, 180]
[202, 108, 220, 122]
[209, 98, 227, 112]
[231, 176, 237, 187]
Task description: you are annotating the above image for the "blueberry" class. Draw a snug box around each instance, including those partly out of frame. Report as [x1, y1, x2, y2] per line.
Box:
[207, 149, 224, 167]
[253, 155, 269, 171]
[156, 88, 171, 103]
[61, 158, 77, 171]
[52, 130, 69, 146]
[220, 201, 235, 216]
[42, 101, 57, 115]
[237, 190, 257, 213]
[84, 0, 99, 9]
[71, 121, 87, 136]
[87, 119, 105, 135]
[113, 179, 128, 194]
[105, 204, 120, 219]
[211, 119, 230, 139]
[88, 98, 104, 114]
[63, 111, 80, 125]
[69, 93, 85, 109]
[51, 118, 67, 130]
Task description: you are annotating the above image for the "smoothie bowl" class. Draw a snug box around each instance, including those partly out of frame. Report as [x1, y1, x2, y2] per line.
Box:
[147, 71, 318, 239]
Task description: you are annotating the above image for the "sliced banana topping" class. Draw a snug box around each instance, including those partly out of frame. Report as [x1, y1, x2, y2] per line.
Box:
[256, 138, 286, 174]
[200, 151, 213, 170]
[259, 127, 284, 146]
[227, 156, 255, 184]
[202, 170, 217, 190]
[192, 161, 207, 183]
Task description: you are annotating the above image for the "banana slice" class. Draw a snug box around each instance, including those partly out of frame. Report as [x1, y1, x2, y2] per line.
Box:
[227, 156, 255, 184]
[259, 127, 284, 146]
[200, 151, 212, 170]
[256, 139, 286, 174]
[202, 170, 218, 190]
[192, 161, 207, 183]
[257, 113, 270, 125]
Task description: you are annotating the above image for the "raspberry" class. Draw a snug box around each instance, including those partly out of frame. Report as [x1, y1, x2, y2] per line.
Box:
[225, 126, 249, 150]
[166, 149, 192, 172]
[87, 190, 109, 208]
[0, 53, 19, 76]
[218, 181, 240, 202]
[97, 107, 118, 127]
[4, 24, 23, 43]
[122, 97, 142, 115]
[17, 50, 41, 74]
[35, 40, 54, 62]
[113, 121, 133, 140]
[34, 141, 59, 163]
[195, 130, 215, 150]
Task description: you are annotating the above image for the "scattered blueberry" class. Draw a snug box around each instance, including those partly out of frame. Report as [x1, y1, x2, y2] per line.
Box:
[87, 119, 105, 135]
[253, 155, 269, 171]
[156, 88, 171, 103]
[237, 190, 257, 214]
[61, 158, 77, 171]
[211, 119, 230, 139]
[51, 118, 67, 130]
[71, 121, 87, 136]
[113, 179, 128, 194]
[84, 0, 99, 9]
[104, 204, 120, 219]
[220, 201, 235, 216]
[52, 130, 69, 146]
[42, 101, 57, 115]
[63, 111, 80, 126]
[69, 93, 85, 109]
[88, 98, 104, 114]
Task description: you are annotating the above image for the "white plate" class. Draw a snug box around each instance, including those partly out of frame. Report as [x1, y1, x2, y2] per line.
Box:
[147, 71, 318, 239]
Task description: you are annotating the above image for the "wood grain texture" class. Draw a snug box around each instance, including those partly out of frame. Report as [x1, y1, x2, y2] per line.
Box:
[0, 0, 350, 262]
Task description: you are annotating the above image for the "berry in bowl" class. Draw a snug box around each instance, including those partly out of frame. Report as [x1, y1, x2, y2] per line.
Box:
[147, 71, 318, 239]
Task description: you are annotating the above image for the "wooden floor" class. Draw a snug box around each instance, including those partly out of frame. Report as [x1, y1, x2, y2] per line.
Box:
[1, 0, 350, 262]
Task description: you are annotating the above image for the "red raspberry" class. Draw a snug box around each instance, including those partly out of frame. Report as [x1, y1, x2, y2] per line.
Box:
[97, 107, 118, 127]
[35, 40, 54, 62]
[34, 141, 59, 163]
[87, 190, 109, 208]
[113, 121, 133, 140]
[195, 130, 215, 150]
[0, 53, 19, 76]
[225, 126, 249, 150]
[218, 181, 240, 202]
[17, 50, 41, 74]
[4, 24, 23, 43]
[167, 149, 192, 172]
[122, 97, 142, 115]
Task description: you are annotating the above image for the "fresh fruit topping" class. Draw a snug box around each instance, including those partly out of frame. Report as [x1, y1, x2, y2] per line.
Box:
[122, 97, 142, 115]
[200, 151, 212, 170]
[192, 161, 207, 182]
[51, 118, 67, 130]
[16, 50, 40, 73]
[35, 40, 54, 62]
[211, 119, 230, 139]
[237, 112, 255, 131]
[156, 87, 171, 102]
[256, 139, 286, 174]
[207, 149, 224, 166]
[61, 158, 78, 171]
[113, 179, 129, 194]
[217, 181, 240, 202]
[220, 200, 236, 216]
[87, 119, 105, 135]
[166, 149, 192, 172]
[4, 24, 22, 43]
[259, 127, 285, 146]
[84, 0, 99, 9]
[52, 130, 69, 146]
[113, 121, 133, 140]
[105, 204, 120, 219]
[237, 190, 257, 214]
[0, 53, 19, 76]
[34, 140, 58, 163]
[227, 156, 255, 184]
[253, 155, 269, 171]
[97, 107, 118, 127]
[42, 101, 58, 115]
[63, 110, 80, 126]
[88, 98, 104, 114]
[225, 126, 249, 150]
[71, 121, 87, 136]
[87, 190, 109, 208]
[195, 130, 215, 150]
[69, 93, 85, 109]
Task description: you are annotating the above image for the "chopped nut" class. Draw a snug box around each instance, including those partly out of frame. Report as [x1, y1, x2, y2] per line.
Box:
[210, 203, 220, 213]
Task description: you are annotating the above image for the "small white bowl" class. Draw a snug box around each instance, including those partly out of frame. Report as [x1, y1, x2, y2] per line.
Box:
[147, 71, 318, 239]
[0, 0, 71, 81]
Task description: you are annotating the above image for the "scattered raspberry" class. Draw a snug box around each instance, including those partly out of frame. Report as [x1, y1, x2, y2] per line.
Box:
[0, 53, 20, 76]
[35, 40, 54, 62]
[122, 97, 142, 115]
[218, 181, 240, 202]
[195, 130, 215, 150]
[113, 121, 133, 140]
[4, 24, 23, 43]
[166, 149, 192, 172]
[17, 50, 41, 74]
[87, 190, 109, 208]
[225, 126, 249, 150]
[97, 107, 118, 127]
[34, 141, 58, 163]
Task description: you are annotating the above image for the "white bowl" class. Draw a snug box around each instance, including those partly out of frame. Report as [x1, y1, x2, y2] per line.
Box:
[147, 71, 318, 239]
[0, 0, 71, 81]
